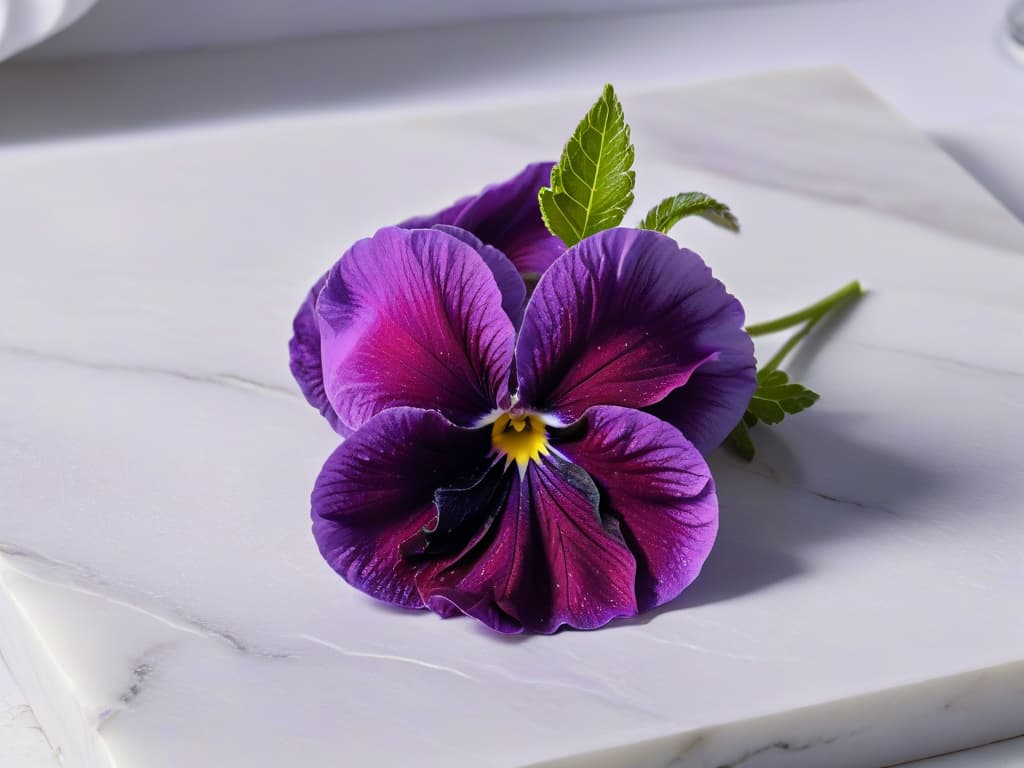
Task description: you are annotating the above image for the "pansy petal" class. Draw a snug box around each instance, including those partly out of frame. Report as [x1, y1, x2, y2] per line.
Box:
[646, 344, 759, 455]
[516, 228, 755, 448]
[317, 226, 515, 431]
[400, 162, 564, 275]
[416, 457, 638, 634]
[432, 225, 526, 328]
[311, 407, 490, 609]
[403, 460, 506, 559]
[289, 273, 349, 435]
[556, 406, 717, 611]
[528, 455, 639, 630]
[416, 467, 525, 634]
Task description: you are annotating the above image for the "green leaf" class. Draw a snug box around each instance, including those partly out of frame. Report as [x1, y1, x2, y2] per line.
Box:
[638, 192, 739, 234]
[726, 370, 818, 460]
[539, 84, 636, 247]
[726, 421, 756, 461]
[745, 370, 819, 426]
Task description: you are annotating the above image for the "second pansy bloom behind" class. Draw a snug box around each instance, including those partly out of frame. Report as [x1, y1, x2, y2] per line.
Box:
[291, 222, 755, 633]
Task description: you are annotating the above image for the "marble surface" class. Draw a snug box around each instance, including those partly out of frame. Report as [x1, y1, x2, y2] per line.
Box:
[0, 660, 54, 767]
[1, 68, 1023, 768]
[5, 0, 1024, 229]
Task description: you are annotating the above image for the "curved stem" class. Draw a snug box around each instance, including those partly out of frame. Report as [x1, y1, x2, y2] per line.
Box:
[760, 313, 822, 375]
[745, 280, 863, 337]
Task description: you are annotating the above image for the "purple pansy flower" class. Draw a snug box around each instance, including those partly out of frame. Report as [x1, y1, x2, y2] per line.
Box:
[290, 224, 755, 633]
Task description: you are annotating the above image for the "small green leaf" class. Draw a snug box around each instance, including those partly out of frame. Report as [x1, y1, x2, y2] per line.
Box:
[726, 421, 756, 461]
[539, 84, 636, 247]
[638, 192, 739, 234]
[726, 370, 818, 459]
[745, 370, 819, 426]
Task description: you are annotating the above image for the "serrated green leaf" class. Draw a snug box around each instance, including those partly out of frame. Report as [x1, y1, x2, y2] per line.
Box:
[538, 84, 636, 247]
[745, 370, 819, 426]
[638, 192, 739, 234]
[726, 369, 818, 458]
[726, 421, 756, 461]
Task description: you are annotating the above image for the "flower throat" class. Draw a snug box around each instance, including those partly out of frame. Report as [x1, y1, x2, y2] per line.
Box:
[491, 412, 549, 470]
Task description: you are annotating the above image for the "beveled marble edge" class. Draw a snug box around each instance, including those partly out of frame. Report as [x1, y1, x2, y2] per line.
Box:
[0, 562, 111, 768]
[3, 541, 1023, 768]
[0, 653, 55, 767]
[528, 662, 1024, 768]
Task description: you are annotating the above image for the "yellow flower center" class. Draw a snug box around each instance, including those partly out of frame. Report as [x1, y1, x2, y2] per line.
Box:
[491, 412, 549, 470]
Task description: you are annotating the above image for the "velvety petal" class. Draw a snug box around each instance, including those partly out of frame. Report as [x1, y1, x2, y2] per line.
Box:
[413, 468, 525, 634]
[311, 407, 490, 609]
[432, 225, 526, 328]
[288, 273, 350, 435]
[645, 343, 759, 455]
[516, 228, 755, 453]
[316, 226, 515, 431]
[402, 460, 507, 559]
[556, 406, 717, 611]
[399, 162, 564, 275]
[416, 455, 638, 634]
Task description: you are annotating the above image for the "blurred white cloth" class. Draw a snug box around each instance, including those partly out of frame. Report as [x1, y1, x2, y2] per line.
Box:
[0, 0, 96, 61]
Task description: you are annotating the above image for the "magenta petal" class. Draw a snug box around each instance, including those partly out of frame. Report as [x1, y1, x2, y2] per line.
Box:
[527, 456, 639, 630]
[557, 406, 717, 610]
[311, 407, 490, 609]
[516, 228, 755, 453]
[432, 225, 526, 328]
[399, 162, 564, 275]
[316, 226, 515, 432]
[416, 457, 638, 634]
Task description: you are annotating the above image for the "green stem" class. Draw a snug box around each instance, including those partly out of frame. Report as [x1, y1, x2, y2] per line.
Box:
[727, 280, 864, 461]
[745, 280, 863, 337]
[760, 314, 822, 375]
[757, 280, 864, 375]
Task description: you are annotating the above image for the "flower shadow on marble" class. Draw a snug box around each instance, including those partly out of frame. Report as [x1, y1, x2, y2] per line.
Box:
[618, 412, 948, 624]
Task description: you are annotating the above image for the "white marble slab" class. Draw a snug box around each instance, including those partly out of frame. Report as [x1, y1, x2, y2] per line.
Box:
[1, 69, 1023, 768]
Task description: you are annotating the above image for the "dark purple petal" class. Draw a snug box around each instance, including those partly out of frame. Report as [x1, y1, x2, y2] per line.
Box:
[645, 345, 759, 455]
[316, 226, 515, 431]
[311, 407, 490, 609]
[516, 228, 755, 453]
[432, 225, 526, 328]
[557, 406, 718, 611]
[288, 273, 349, 435]
[416, 455, 638, 634]
[399, 162, 564, 275]
[403, 460, 506, 559]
